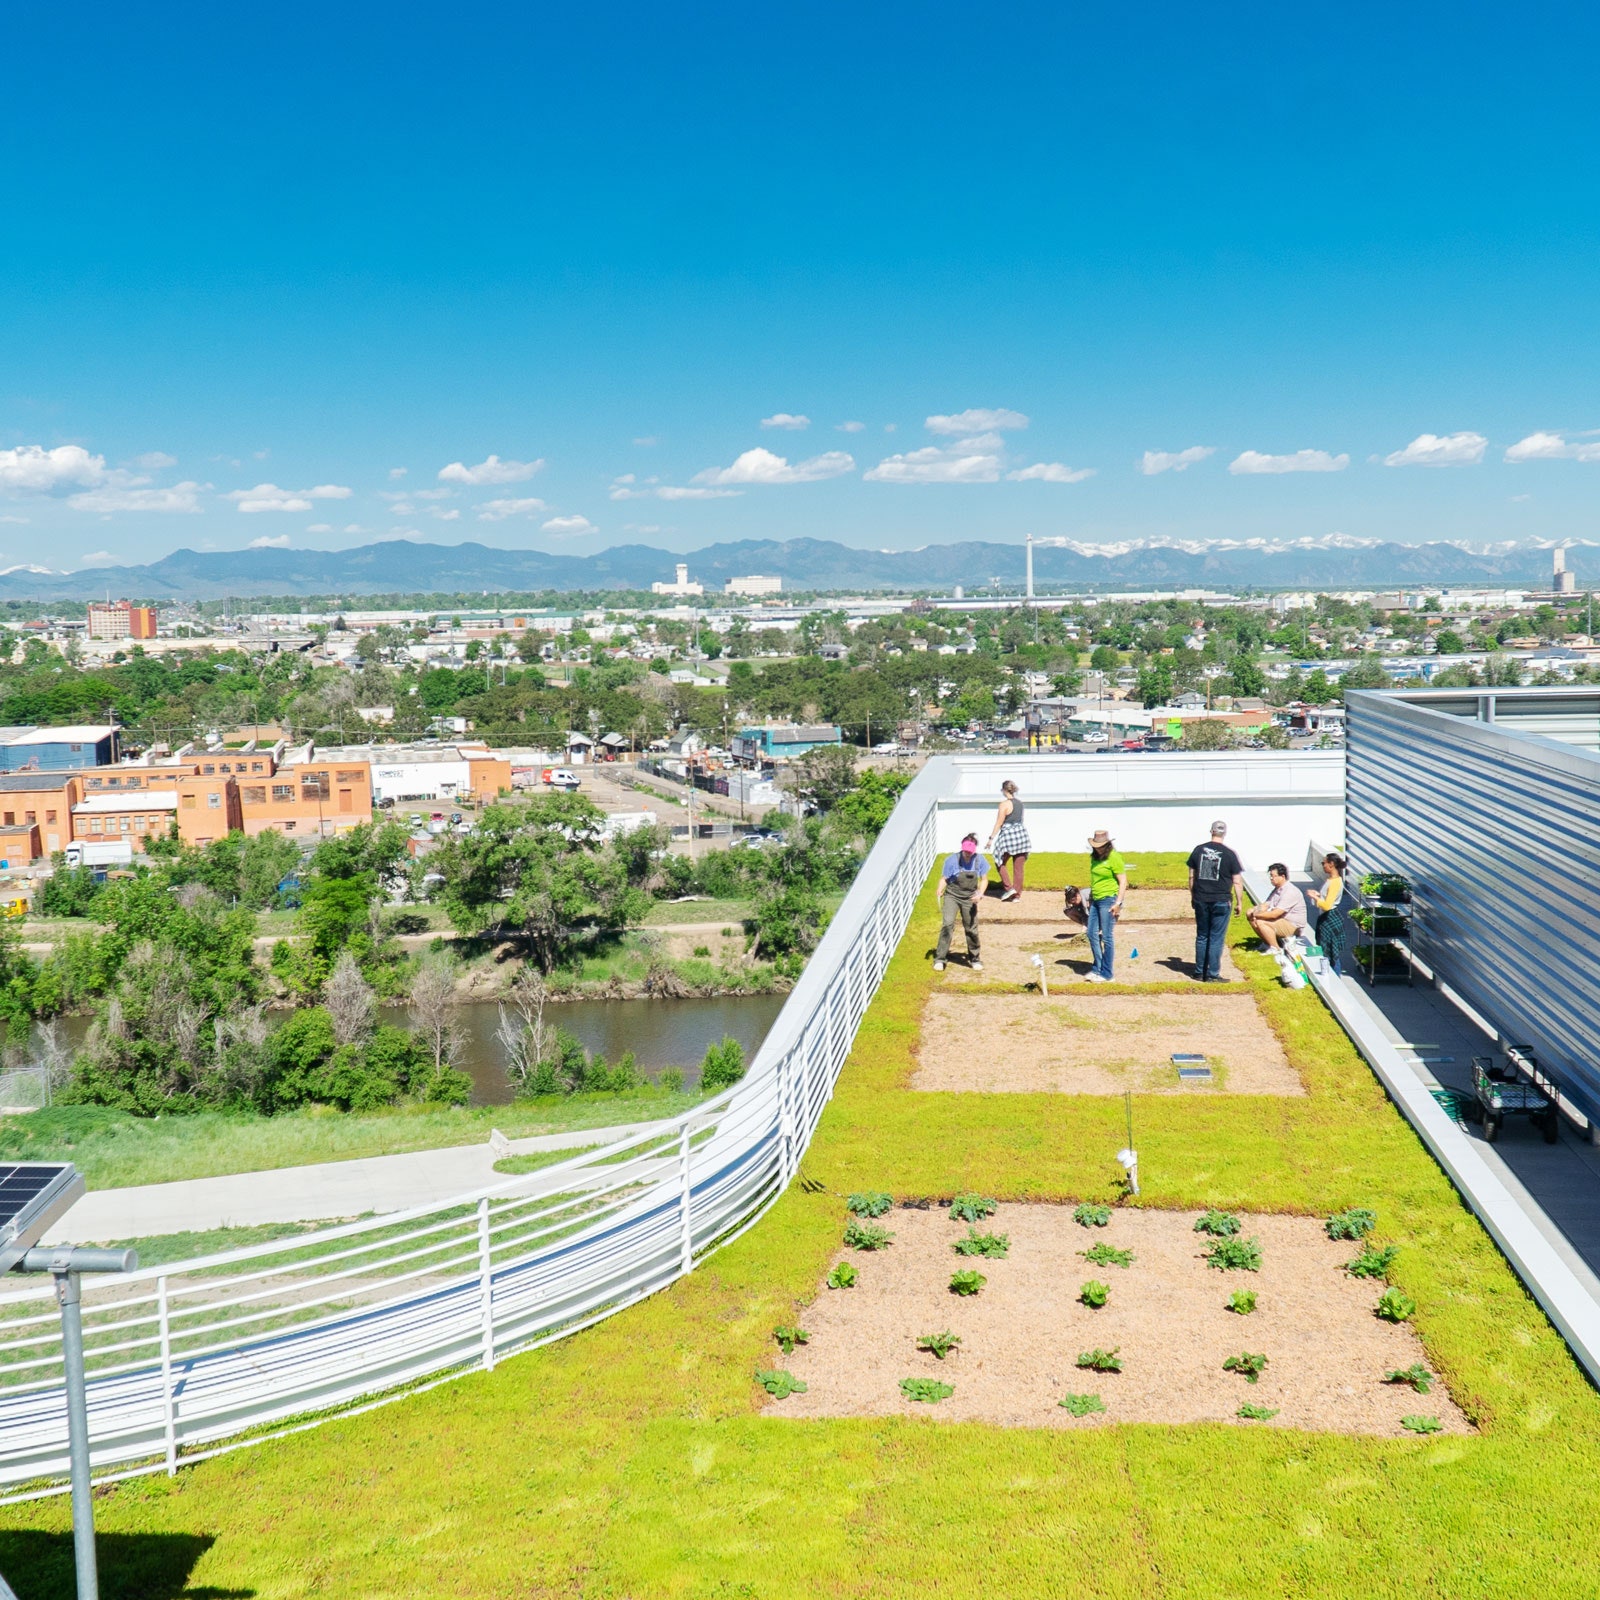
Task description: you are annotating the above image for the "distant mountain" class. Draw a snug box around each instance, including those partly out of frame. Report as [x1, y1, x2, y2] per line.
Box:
[3, 534, 1588, 601]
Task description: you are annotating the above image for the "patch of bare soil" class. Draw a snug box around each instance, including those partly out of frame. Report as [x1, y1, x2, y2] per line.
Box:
[768, 1206, 1468, 1437]
[980, 887, 1194, 924]
[939, 918, 1240, 988]
[912, 991, 1302, 1095]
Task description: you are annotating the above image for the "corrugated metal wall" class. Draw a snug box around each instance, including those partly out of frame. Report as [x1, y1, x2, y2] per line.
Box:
[1346, 689, 1600, 1118]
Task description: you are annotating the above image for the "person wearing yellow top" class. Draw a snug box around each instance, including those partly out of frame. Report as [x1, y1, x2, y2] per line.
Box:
[1084, 829, 1127, 982]
[1312, 852, 1349, 976]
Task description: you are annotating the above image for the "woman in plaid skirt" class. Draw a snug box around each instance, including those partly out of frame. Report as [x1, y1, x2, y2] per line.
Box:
[987, 779, 1032, 902]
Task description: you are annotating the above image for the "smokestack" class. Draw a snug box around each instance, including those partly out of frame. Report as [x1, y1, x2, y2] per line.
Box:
[1025, 535, 1034, 602]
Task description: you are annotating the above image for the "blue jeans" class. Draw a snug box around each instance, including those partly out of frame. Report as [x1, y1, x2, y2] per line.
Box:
[1194, 899, 1231, 979]
[1087, 896, 1117, 978]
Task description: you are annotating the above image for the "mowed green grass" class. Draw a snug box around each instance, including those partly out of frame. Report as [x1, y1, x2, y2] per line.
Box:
[4, 853, 1599, 1598]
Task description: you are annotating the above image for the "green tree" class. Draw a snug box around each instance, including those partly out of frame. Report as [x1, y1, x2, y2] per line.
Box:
[1136, 662, 1174, 708]
[831, 769, 911, 840]
[433, 795, 651, 970]
[789, 745, 859, 814]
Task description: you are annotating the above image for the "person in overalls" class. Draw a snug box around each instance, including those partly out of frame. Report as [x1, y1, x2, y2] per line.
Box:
[933, 833, 988, 971]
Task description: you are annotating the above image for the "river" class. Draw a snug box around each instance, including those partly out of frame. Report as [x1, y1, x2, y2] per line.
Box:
[37, 993, 789, 1108]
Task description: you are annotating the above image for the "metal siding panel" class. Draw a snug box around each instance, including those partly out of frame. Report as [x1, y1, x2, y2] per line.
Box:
[1346, 691, 1600, 1117]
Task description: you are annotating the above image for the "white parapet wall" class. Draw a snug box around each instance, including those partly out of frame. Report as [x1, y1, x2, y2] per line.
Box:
[934, 751, 1346, 868]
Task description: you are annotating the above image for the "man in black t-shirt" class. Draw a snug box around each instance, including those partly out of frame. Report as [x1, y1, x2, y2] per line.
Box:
[1186, 820, 1243, 982]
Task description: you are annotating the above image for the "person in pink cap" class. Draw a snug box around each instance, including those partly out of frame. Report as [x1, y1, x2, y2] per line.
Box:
[933, 832, 988, 972]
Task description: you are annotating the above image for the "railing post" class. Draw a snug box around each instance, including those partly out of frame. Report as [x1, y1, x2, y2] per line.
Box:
[158, 1274, 176, 1477]
[777, 1050, 792, 1185]
[477, 1197, 495, 1372]
[679, 1122, 694, 1274]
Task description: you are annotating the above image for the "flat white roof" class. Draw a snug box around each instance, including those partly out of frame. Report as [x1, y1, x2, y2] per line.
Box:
[5, 726, 116, 745]
[72, 791, 178, 814]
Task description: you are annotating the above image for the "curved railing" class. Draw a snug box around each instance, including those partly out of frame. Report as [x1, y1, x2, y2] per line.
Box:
[0, 771, 941, 1497]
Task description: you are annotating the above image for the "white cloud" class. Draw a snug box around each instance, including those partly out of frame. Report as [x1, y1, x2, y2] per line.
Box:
[925, 408, 1028, 436]
[1228, 449, 1349, 475]
[433, 508, 460, 521]
[835, 420, 866, 433]
[632, 435, 660, 447]
[693, 447, 854, 486]
[865, 445, 1002, 484]
[249, 533, 294, 549]
[252, 449, 270, 461]
[412, 487, 452, 500]
[1139, 446, 1215, 476]
[1383, 432, 1487, 467]
[626, 523, 664, 534]
[68, 481, 206, 513]
[342, 524, 371, 534]
[542, 515, 597, 536]
[388, 466, 408, 480]
[1504, 430, 1600, 463]
[1007, 462, 1095, 483]
[132, 451, 177, 470]
[306, 524, 333, 533]
[78, 551, 116, 567]
[0, 514, 28, 525]
[226, 482, 352, 513]
[437, 453, 544, 485]
[387, 502, 414, 515]
[0, 444, 107, 493]
[760, 413, 810, 431]
[476, 497, 548, 521]
[655, 485, 741, 500]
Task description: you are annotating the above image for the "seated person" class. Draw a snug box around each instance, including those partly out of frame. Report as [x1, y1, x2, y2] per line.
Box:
[1063, 885, 1117, 926]
[1247, 863, 1309, 950]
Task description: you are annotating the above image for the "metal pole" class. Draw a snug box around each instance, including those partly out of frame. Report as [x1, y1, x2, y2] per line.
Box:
[54, 1268, 98, 1600]
[477, 1197, 495, 1371]
[679, 1122, 694, 1274]
[158, 1275, 176, 1476]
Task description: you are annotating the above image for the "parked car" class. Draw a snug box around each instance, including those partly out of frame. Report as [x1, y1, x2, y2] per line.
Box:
[1081, 730, 1109, 745]
[541, 767, 582, 790]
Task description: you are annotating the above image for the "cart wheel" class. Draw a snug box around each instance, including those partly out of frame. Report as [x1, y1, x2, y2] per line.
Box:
[1464, 1099, 1484, 1125]
[1483, 1116, 1499, 1143]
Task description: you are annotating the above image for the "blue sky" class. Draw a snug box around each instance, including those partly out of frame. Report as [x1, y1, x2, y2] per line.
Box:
[4, 1, 1600, 570]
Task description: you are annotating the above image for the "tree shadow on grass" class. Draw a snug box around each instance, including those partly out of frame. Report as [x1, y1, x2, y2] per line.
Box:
[0, 1530, 252, 1600]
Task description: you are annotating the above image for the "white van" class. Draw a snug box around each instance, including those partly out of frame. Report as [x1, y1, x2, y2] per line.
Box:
[542, 767, 582, 791]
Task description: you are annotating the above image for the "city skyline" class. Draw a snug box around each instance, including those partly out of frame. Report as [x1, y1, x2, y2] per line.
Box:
[5, 2, 1600, 567]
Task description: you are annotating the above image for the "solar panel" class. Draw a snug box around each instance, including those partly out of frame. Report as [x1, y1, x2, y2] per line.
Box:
[0, 1163, 85, 1273]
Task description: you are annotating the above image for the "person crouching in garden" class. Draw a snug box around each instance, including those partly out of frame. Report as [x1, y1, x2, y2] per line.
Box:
[987, 779, 1032, 901]
[933, 833, 988, 972]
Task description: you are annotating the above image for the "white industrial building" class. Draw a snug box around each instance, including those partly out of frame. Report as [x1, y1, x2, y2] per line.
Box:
[724, 574, 782, 596]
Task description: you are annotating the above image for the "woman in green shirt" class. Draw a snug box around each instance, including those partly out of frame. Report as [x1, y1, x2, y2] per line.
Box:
[1085, 829, 1127, 982]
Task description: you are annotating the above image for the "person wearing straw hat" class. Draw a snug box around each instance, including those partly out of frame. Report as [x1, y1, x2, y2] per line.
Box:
[933, 832, 988, 972]
[1084, 829, 1127, 983]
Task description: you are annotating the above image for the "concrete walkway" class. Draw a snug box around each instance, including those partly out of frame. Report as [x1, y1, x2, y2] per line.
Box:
[40, 1120, 666, 1244]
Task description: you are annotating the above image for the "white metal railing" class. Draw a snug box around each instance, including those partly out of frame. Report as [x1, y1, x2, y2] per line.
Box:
[0, 764, 944, 1497]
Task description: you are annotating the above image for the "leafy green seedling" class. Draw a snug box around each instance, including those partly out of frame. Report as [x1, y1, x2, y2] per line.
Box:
[953, 1229, 1010, 1259]
[1375, 1287, 1417, 1322]
[1079, 1279, 1110, 1309]
[1237, 1403, 1279, 1421]
[1401, 1414, 1443, 1435]
[1059, 1393, 1106, 1416]
[1073, 1203, 1112, 1228]
[1081, 1242, 1135, 1268]
[1227, 1290, 1258, 1315]
[755, 1369, 807, 1399]
[773, 1324, 809, 1356]
[845, 1191, 893, 1218]
[1205, 1236, 1263, 1272]
[826, 1262, 858, 1289]
[1346, 1243, 1399, 1279]
[1223, 1351, 1269, 1384]
[917, 1330, 962, 1360]
[1076, 1347, 1123, 1373]
[1326, 1207, 1378, 1241]
[1385, 1364, 1433, 1394]
[1194, 1209, 1242, 1237]
[948, 1269, 986, 1296]
[842, 1220, 893, 1251]
[949, 1193, 998, 1223]
[900, 1377, 955, 1403]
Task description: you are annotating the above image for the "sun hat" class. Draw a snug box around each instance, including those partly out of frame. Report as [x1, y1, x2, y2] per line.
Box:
[1087, 829, 1114, 847]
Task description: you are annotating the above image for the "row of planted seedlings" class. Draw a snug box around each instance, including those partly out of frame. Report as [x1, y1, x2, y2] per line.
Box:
[756, 1198, 1445, 1434]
